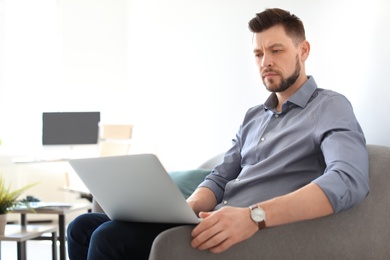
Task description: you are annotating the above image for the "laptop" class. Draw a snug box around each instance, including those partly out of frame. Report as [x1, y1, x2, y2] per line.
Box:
[68, 154, 201, 224]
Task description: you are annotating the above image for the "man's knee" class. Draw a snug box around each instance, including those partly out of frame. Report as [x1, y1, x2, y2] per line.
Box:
[68, 214, 91, 244]
[68, 213, 109, 244]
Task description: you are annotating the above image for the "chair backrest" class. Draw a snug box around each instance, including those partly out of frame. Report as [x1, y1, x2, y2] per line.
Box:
[98, 124, 133, 157]
[198, 153, 224, 169]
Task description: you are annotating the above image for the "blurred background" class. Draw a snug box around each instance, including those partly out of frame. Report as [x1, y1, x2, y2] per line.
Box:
[0, 0, 389, 170]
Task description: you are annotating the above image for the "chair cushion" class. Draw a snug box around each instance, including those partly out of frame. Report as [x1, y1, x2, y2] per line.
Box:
[169, 168, 211, 199]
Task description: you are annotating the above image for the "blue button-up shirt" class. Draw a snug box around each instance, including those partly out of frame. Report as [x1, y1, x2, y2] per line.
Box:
[199, 76, 369, 213]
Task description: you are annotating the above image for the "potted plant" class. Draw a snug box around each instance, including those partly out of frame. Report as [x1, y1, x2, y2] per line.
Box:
[0, 175, 37, 234]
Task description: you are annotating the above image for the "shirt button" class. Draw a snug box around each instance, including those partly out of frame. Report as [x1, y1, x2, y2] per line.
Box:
[260, 137, 266, 142]
[275, 114, 280, 118]
[235, 178, 240, 182]
[223, 200, 228, 205]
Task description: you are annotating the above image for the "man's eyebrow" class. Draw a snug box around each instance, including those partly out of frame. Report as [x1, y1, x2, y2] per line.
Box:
[253, 43, 286, 53]
[268, 43, 285, 49]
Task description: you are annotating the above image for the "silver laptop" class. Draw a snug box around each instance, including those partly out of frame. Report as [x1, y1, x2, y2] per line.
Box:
[68, 154, 200, 224]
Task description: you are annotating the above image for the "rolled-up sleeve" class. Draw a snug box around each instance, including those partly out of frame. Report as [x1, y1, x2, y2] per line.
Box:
[312, 94, 369, 213]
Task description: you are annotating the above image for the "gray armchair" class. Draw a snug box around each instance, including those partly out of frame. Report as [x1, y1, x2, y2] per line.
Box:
[149, 144, 390, 260]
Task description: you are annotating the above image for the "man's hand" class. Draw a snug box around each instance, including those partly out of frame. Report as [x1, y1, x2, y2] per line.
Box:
[191, 206, 258, 253]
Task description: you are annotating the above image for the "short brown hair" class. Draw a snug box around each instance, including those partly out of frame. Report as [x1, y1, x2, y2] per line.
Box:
[248, 8, 306, 45]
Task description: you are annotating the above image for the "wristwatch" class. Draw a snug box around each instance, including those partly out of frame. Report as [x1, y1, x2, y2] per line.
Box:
[249, 204, 266, 230]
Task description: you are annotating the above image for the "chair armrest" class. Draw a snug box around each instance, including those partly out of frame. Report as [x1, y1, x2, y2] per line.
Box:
[150, 203, 389, 260]
[150, 145, 390, 260]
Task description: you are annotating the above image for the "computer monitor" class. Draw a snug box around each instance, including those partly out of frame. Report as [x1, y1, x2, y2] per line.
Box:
[42, 112, 100, 145]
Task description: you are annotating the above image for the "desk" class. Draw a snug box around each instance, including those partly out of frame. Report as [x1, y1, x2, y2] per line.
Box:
[11, 203, 91, 260]
[0, 224, 57, 260]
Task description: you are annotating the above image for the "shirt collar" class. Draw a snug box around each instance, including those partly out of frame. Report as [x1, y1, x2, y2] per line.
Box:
[264, 76, 317, 112]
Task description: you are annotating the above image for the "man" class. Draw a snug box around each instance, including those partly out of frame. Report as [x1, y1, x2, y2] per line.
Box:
[67, 8, 369, 259]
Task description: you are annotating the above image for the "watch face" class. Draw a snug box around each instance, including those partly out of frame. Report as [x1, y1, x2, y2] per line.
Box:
[251, 207, 266, 222]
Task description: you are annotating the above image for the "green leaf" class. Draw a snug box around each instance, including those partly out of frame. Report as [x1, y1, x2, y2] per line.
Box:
[0, 175, 38, 214]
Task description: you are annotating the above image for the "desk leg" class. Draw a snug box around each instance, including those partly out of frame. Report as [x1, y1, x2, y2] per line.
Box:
[18, 214, 27, 260]
[58, 215, 66, 260]
[52, 231, 58, 260]
[16, 241, 27, 260]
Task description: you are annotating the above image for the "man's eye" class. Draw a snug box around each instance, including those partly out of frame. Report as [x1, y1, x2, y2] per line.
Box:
[272, 50, 281, 53]
[255, 53, 263, 58]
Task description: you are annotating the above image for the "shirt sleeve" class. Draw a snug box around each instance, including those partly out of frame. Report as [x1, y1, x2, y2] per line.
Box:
[312, 93, 369, 213]
[198, 127, 243, 204]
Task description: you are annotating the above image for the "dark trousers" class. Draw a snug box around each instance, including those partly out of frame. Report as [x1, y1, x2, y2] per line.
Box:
[67, 212, 182, 260]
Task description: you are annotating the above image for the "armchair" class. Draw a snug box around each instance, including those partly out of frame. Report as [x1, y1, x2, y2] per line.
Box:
[149, 144, 390, 260]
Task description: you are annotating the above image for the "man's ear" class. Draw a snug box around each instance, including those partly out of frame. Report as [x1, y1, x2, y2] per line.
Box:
[300, 40, 310, 62]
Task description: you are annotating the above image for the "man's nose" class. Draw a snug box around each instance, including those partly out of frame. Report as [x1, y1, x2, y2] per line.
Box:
[261, 54, 272, 67]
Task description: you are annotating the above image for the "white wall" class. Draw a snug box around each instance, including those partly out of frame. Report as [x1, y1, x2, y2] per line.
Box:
[0, 0, 389, 171]
[126, 0, 390, 169]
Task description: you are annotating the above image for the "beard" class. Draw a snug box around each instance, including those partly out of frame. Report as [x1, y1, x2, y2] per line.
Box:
[262, 55, 301, 93]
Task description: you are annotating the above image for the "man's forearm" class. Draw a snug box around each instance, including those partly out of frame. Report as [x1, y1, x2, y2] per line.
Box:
[188, 183, 333, 226]
[259, 182, 334, 227]
[187, 187, 217, 215]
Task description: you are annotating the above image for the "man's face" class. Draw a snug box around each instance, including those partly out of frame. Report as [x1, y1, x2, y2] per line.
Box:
[253, 25, 303, 93]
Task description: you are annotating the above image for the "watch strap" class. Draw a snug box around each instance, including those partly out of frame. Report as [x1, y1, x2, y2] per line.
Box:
[257, 219, 266, 230]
